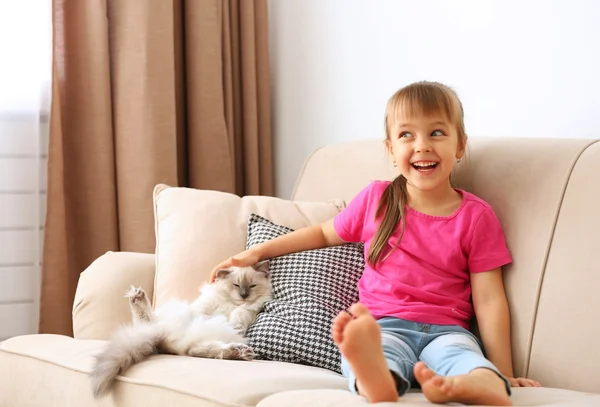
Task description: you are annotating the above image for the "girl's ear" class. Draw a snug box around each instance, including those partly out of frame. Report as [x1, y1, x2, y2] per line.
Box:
[385, 139, 395, 160]
[456, 134, 468, 160]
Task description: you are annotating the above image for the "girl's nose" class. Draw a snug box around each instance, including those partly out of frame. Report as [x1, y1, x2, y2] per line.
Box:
[414, 138, 432, 153]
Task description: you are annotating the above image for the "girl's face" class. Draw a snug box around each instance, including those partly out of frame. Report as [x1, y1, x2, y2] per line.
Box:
[386, 109, 465, 195]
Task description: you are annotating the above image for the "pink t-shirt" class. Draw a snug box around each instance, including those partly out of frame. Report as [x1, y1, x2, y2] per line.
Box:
[333, 181, 512, 329]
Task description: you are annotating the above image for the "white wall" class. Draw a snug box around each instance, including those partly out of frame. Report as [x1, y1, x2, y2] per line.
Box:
[269, 0, 600, 199]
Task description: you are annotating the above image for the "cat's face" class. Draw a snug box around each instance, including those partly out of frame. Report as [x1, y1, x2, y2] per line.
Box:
[213, 261, 272, 304]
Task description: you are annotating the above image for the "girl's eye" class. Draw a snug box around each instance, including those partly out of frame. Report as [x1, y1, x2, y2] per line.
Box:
[399, 132, 413, 138]
[431, 130, 445, 137]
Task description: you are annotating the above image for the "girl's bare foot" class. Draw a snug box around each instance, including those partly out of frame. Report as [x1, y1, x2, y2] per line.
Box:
[414, 361, 512, 406]
[332, 303, 398, 403]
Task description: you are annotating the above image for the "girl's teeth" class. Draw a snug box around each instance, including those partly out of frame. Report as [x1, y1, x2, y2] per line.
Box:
[412, 162, 438, 172]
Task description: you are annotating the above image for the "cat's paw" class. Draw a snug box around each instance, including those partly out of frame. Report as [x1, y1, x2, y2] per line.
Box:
[227, 343, 256, 361]
[125, 285, 147, 304]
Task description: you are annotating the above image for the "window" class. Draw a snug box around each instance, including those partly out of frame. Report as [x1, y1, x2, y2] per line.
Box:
[0, 1, 51, 340]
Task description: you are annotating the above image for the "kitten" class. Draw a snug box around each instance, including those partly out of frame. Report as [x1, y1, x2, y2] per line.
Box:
[90, 261, 271, 398]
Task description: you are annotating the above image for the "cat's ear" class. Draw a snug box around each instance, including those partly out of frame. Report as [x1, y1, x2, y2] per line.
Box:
[215, 268, 233, 281]
[253, 260, 270, 277]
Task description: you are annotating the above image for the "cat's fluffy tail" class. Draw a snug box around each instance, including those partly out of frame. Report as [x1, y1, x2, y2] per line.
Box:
[90, 323, 165, 398]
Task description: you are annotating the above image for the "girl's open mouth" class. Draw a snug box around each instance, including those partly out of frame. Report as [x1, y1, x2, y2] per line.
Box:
[411, 161, 438, 173]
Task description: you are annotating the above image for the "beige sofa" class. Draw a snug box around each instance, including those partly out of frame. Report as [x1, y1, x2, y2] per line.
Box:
[1, 137, 600, 407]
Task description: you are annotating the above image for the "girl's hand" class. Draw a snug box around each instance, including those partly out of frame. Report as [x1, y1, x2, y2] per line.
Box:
[509, 377, 542, 387]
[209, 248, 262, 283]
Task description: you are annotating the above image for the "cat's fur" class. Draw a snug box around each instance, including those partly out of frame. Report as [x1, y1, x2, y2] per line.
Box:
[90, 261, 271, 398]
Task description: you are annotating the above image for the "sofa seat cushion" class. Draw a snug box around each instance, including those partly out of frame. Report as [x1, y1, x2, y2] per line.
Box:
[0, 334, 348, 407]
[257, 388, 600, 407]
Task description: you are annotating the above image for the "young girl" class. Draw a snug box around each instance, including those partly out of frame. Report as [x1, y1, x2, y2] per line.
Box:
[209, 81, 541, 406]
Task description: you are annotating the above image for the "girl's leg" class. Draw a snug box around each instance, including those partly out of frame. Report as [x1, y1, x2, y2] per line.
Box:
[333, 304, 417, 403]
[341, 330, 416, 394]
[416, 332, 512, 406]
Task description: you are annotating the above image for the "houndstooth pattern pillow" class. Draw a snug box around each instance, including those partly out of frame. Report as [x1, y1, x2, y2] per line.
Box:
[244, 213, 365, 373]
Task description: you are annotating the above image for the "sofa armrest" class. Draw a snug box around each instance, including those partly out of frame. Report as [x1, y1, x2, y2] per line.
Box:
[72, 251, 156, 340]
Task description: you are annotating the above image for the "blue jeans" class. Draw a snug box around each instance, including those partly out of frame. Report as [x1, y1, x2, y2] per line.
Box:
[340, 316, 512, 397]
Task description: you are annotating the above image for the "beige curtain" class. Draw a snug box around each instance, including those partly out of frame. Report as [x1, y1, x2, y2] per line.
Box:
[40, 0, 273, 336]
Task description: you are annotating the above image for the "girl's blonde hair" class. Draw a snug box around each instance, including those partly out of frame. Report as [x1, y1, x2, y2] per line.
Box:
[367, 81, 467, 266]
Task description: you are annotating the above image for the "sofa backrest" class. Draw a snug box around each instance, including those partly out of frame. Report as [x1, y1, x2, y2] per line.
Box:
[292, 137, 600, 393]
[525, 141, 600, 393]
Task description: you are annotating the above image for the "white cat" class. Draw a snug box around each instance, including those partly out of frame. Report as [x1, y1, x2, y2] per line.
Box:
[90, 261, 271, 398]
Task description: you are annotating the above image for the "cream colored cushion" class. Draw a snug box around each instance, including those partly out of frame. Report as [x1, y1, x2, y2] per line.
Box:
[152, 184, 345, 307]
[72, 251, 156, 340]
[257, 388, 600, 407]
[0, 334, 348, 407]
[528, 141, 600, 393]
[4, 335, 598, 407]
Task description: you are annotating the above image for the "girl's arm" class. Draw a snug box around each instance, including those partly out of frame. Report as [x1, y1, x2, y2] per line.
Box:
[251, 218, 346, 260]
[471, 268, 541, 387]
[209, 218, 346, 282]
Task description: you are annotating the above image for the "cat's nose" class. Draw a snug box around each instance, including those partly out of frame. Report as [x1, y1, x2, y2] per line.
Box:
[240, 290, 249, 299]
